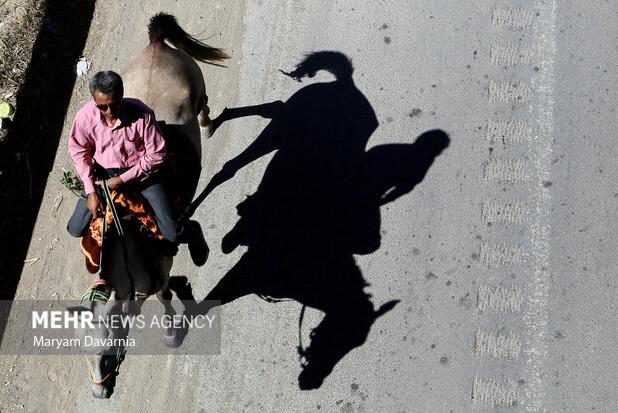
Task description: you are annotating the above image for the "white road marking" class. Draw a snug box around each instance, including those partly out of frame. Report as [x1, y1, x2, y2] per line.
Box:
[483, 158, 528, 183]
[522, 1, 557, 411]
[476, 1, 555, 411]
[480, 242, 523, 266]
[492, 7, 533, 29]
[472, 377, 520, 407]
[472, 377, 521, 407]
[477, 283, 524, 313]
[486, 118, 530, 145]
[475, 330, 522, 360]
[490, 44, 533, 66]
[488, 79, 531, 103]
[481, 198, 526, 224]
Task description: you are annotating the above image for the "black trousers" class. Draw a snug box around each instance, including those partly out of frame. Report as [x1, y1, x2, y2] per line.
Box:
[66, 167, 178, 242]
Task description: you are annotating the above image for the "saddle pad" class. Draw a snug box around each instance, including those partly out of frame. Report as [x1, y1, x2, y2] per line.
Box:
[80, 189, 164, 273]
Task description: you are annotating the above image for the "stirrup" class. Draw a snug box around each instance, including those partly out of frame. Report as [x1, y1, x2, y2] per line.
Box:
[81, 279, 112, 303]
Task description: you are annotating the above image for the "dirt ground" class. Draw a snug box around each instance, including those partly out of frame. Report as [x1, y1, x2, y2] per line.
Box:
[0, 0, 43, 292]
[1, 1, 245, 411]
[0, 0, 95, 303]
[0, 0, 43, 94]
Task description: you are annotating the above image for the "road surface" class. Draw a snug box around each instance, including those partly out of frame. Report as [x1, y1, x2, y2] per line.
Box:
[1, 0, 617, 411]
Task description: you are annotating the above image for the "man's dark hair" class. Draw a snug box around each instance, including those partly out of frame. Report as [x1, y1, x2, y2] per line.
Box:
[88, 71, 124, 96]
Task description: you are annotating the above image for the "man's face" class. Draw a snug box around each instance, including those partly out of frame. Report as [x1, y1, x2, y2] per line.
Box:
[93, 90, 123, 121]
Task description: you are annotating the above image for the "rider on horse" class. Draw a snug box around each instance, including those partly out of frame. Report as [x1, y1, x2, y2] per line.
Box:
[66, 70, 209, 266]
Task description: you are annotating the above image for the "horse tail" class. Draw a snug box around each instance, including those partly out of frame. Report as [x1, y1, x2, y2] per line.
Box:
[280, 51, 354, 82]
[148, 12, 229, 66]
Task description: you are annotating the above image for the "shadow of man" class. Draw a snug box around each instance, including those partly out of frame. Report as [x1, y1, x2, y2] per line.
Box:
[185, 51, 450, 389]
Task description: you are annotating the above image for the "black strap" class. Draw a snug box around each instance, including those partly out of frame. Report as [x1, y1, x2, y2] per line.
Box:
[100, 180, 135, 301]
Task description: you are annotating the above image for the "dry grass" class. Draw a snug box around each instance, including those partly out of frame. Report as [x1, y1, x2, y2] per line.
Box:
[0, 0, 45, 96]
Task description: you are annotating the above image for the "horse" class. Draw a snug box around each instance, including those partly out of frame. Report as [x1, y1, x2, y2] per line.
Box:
[74, 12, 228, 398]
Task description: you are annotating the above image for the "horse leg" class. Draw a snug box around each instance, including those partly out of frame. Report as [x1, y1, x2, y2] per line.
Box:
[156, 287, 184, 347]
[167, 275, 199, 314]
[198, 91, 212, 129]
[297, 297, 374, 390]
[156, 288, 174, 312]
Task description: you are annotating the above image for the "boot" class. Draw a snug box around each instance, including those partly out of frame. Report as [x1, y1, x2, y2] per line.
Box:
[178, 220, 209, 266]
[156, 239, 179, 257]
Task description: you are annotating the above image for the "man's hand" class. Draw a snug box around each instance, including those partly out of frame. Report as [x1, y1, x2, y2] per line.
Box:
[87, 192, 102, 217]
[106, 176, 124, 190]
[95, 176, 124, 191]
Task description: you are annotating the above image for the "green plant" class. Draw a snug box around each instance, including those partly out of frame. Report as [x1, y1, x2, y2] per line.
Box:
[60, 167, 83, 196]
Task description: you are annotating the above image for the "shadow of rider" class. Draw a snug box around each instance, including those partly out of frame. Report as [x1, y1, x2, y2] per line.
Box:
[183, 51, 450, 390]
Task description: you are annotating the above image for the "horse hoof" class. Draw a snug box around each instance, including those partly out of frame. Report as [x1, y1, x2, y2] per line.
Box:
[162, 327, 182, 348]
[201, 123, 215, 139]
[91, 384, 112, 399]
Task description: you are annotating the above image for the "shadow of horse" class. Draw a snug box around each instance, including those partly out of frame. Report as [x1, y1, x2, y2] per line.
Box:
[185, 51, 450, 389]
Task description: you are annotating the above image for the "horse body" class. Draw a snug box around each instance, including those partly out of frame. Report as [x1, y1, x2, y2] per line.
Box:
[122, 42, 207, 158]
[80, 12, 227, 398]
[102, 225, 173, 299]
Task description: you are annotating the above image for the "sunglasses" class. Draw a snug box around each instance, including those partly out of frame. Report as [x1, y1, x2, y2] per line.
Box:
[96, 101, 121, 112]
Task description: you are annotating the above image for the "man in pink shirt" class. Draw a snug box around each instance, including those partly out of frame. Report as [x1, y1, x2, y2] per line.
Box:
[67, 71, 208, 266]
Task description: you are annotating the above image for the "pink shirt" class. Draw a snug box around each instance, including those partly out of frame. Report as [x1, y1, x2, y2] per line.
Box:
[68, 98, 166, 194]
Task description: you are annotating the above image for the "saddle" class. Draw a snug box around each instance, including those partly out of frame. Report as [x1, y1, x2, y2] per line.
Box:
[80, 189, 164, 274]
[79, 121, 195, 273]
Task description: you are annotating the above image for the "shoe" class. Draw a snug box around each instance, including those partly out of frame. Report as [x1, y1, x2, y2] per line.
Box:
[157, 239, 179, 257]
[184, 220, 209, 266]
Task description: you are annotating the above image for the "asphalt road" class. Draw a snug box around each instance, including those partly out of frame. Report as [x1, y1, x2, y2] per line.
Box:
[1, 1, 617, 412]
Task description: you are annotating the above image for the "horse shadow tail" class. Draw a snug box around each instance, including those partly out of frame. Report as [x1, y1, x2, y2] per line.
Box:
[279, 51, 354, 82]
